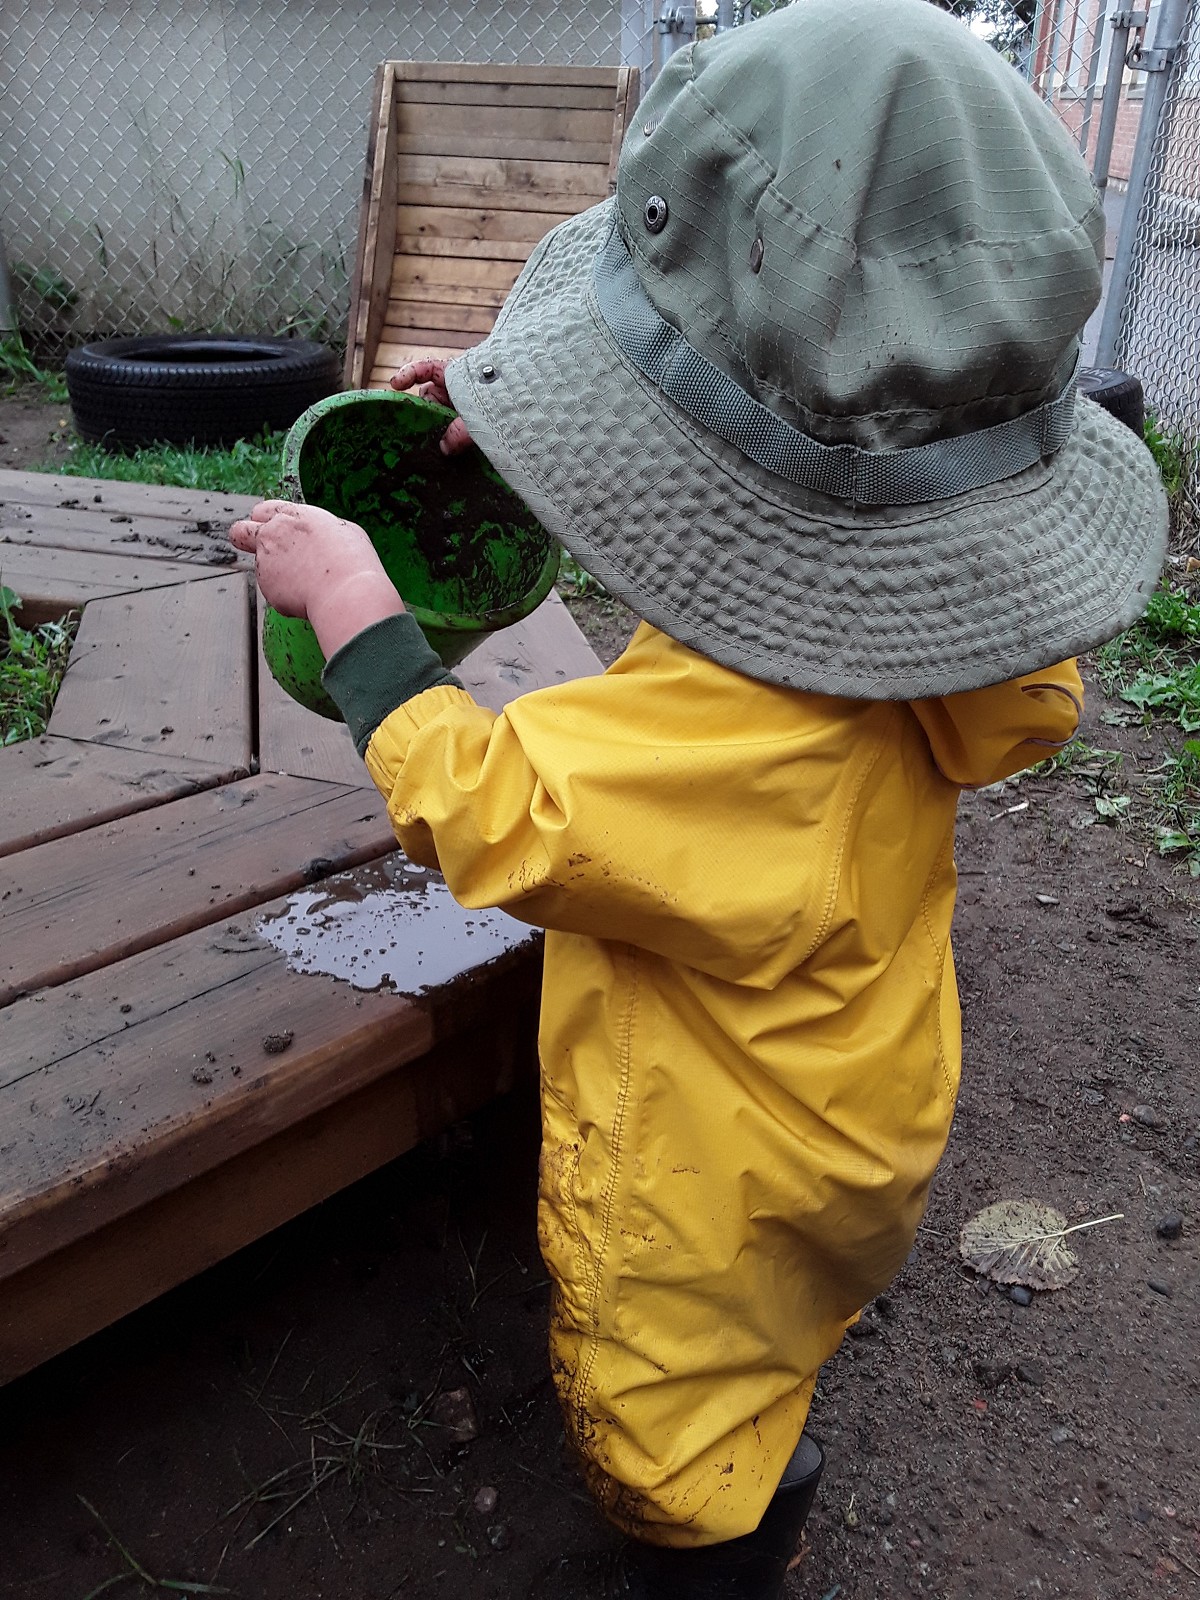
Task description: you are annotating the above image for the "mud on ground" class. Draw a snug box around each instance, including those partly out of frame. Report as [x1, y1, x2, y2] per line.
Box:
[0, 389, 1196, 1599]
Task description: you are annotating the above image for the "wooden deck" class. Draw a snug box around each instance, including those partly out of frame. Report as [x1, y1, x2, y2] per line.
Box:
[0, 467, 599, 1384]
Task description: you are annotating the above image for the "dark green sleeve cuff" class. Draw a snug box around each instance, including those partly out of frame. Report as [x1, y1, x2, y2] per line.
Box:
[322, 611, 462, 756]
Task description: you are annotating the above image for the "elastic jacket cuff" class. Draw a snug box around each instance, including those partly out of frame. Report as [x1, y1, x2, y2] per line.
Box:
[322, 611, 462, 755]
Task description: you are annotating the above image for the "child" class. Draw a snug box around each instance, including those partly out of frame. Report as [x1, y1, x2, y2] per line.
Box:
[230, 2, 1167, 1594]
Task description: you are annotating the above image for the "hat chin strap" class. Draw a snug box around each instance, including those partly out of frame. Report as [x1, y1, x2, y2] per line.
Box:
[592, 219, 1080, 509]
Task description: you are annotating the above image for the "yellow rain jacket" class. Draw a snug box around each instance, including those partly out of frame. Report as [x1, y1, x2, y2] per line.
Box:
[334, 619, 1081, 1548]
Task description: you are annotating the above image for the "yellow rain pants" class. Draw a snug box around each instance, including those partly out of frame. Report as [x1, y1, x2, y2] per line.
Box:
[363, 623, 1082, 1547]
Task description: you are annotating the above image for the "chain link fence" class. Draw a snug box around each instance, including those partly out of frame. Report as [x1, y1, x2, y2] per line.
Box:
[1110, 0, 1200, 542]
[0, 1, 653, 362]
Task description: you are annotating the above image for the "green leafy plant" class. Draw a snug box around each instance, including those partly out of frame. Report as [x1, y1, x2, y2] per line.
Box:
[46, 431, 285, 498]
[1143, 411, 1189, 501]
[0, 332, 69, 402]
[12, 262, 78, 313]
[0, 584, 77, 745]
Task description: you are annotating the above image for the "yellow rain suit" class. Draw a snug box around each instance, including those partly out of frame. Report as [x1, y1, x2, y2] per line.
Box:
[353, 621, 1081, 1548]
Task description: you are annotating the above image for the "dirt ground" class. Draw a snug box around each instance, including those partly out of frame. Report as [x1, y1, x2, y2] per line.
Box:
[1, 392, 1197, 1600]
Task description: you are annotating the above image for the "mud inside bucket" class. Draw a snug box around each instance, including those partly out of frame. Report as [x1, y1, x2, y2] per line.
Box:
[262, 389, 559, 720]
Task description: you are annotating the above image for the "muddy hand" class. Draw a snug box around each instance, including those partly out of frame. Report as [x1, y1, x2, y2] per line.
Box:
[229, 500, 404, 657]
[391, 358, 473, 456]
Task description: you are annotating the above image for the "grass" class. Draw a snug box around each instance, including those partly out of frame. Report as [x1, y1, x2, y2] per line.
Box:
[1091, 579, 1200, 872]
[1, 332, 69, 403]
[0, 584, 77, 745]
[49, 432, 285, 499]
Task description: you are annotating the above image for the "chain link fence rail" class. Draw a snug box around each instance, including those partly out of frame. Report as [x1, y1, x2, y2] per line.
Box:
[0, 1, 653, 362]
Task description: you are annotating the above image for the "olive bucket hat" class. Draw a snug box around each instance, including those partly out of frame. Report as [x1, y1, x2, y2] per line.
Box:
[445, 0, 1168, 698]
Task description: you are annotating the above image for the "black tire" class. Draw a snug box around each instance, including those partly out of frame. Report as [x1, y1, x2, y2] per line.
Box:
[1078, 366, 1144, 438]
[65, 334, 340, 448]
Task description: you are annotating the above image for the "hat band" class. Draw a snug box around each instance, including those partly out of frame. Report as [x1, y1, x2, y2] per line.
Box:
[593, 221, 1079, 508]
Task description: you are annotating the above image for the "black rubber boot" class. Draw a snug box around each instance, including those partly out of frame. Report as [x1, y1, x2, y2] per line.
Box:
[530, 1433, 824, 1599]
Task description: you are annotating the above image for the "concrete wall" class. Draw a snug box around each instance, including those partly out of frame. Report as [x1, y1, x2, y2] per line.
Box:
[0, 0, 633, 348]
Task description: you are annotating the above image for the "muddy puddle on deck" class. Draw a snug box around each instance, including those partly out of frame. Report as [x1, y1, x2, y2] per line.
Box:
[255, 857, 537, 995]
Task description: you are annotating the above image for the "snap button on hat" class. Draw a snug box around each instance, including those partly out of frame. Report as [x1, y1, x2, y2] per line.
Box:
[480, 363, 498, 382]
[643, 195, 669, 233]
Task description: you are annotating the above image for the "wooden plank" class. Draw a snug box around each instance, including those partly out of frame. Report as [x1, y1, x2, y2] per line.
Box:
[394, 202, 570, 258]
[0, 500, 249, 568]
[389, 252, 523, 293]
[0, 978, 539, 1385]
[0, 775, 398, 1006]
[367, 346, 467, 387]
[397, 80, 619, 110]
[395, 153, 612, 207]
[0, 469, 260, 525]
[608, 67, 640, 197]
[456, 590, 602, 715]
[347, 63, 400, 392]
[0, 862, 539, 1276]
[0, 737, 241, 861]
[47, 574, 253, 772]
[255, 593, 375, 787]
[394, 101, 616, 147]
[0, 543, 219, 622]
[388, 62, 623, 88]
[379, 302, 498, 338]
[393, 130, 612, 165]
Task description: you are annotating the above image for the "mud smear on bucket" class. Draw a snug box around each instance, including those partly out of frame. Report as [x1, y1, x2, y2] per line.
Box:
[256, 857, 537, 995]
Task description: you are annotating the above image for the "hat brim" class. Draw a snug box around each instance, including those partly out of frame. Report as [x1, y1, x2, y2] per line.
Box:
[446, 200, 1169, 699]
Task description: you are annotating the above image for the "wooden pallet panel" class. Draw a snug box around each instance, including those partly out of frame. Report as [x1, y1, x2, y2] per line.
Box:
[0, 501, 248, 567]
[0, 736, 242, 860]
[394, 203, 573, 259]
[0, 775, 399, 1005]
[47, 574, 254, 771]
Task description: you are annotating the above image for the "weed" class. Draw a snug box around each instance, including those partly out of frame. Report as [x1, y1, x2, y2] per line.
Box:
[0, 585, 77, 745]
[43, 433, 284, 499]
[76, 1495, 230, 1597]
[0, 332, 69, 403]
[1143, 411, 1189, 500]
[557, 552, 610, 602]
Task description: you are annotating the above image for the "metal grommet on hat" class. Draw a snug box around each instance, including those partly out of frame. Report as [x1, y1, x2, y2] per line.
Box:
[749, 235, 765, 274]
[643, 118, 658, 137]
[480, 362, 498, 383]
[643, 195, 669, 234]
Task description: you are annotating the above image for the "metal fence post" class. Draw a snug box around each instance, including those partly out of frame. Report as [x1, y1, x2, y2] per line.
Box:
[0, 231, 17, 338]
[1091, 7, 1143, 192]
[1095, 0, 1191, 367]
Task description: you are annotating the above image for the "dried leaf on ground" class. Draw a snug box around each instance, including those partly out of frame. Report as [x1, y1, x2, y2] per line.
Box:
[959, 1199, 1079, 1290]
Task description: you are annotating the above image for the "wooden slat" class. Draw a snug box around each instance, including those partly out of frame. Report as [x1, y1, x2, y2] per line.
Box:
[389, 252, 523, 293]
[0, 775, 399, 1006]
[0, 500, 248, 568]
[0, 469, 260, 525]
[397, 80, 619, 110]
[0, 972, 539, 1385]
[394, 202, 571, 260]
[47, 575, 253, 771]
[0, 543, 218, 623]
[393, 130, 612, 165]
[379, 301, 498, 337]
[346, 62, 401, 391]
[389, 62, 623, 88]
[367, 346, 466, 387]
[395, 153, 612, 208]
[394, 101, 615, 146]
[254, 593, 376, 787]
[608, 67, 640, 197]
[387, 288, 507, 321]
[0, 736, 241, 860]
[455, 591, 601, 715]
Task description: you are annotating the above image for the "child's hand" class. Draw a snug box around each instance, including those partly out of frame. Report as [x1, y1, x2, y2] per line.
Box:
[229, 500, 405, 658]
[391, 358, 473, 456]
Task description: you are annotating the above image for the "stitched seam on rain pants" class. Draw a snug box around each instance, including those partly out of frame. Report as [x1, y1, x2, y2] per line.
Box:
[573, 945, 641, 1446]
[920, 821, 958, 1102]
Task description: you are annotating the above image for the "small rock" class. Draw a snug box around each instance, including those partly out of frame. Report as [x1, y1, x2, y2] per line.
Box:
[1147, 1277, 1173, 1298]
[474, 1486, 499, 1515]
[429, 1386, 479, 1442]
[262, 1031, 295, 1055]
[1035, 893, 1060, 906]
[1131, 1104, 1166, 1130]
[1156, 1213, 1184, 1241]
[487, 1522, 512, 1551]
[1050, 1425, 1074, 1445]
[1009, 1285, 1033, 1307]
[1081, 1087, 1105, 1106]
[1016, 1361, 1045, 1386]
[191, 1066, 213, 1085]
[972, 1359, 1013, 1390]
[847, 1316, 878, 1339]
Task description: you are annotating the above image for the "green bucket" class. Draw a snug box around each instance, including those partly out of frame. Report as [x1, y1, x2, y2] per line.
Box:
[262, 389, 559, 720]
